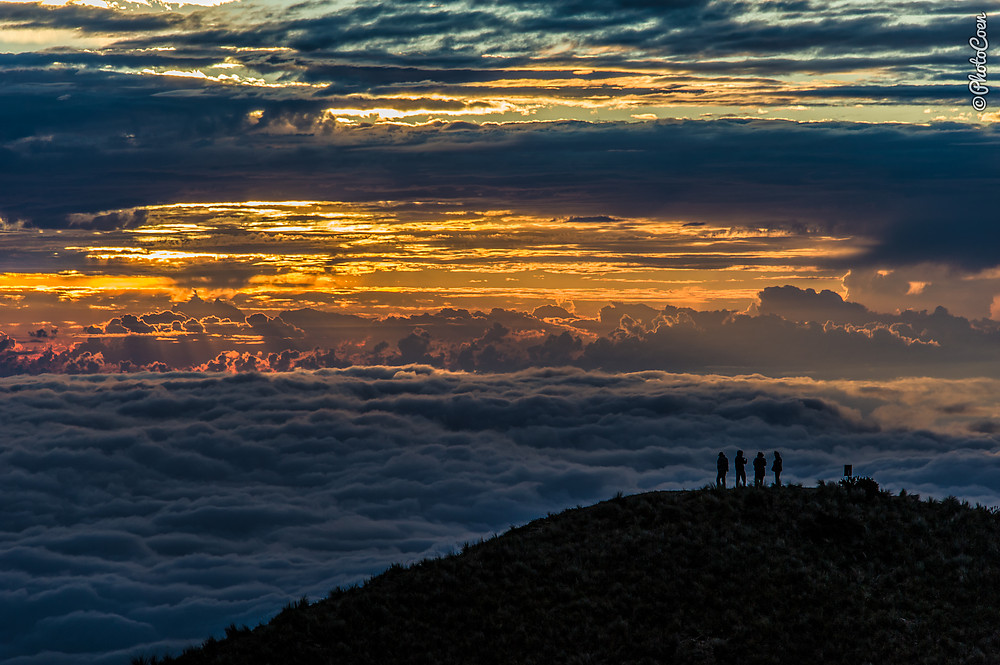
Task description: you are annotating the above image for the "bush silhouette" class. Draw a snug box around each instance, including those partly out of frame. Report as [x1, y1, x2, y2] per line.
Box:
[838, 475, 884, 499]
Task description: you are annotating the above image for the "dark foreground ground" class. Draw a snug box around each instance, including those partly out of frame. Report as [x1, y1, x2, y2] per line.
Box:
[142, 481, 1000, 665]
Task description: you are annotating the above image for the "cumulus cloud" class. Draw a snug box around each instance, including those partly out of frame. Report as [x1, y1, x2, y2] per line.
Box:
[1, 368, 999, 664]
[67, 208, 149, 231]
[577, 293, 1000, 378]
[244, 313, 304, 340]
[6, 287, 1000, 378]
[843, 266, 1000, 321]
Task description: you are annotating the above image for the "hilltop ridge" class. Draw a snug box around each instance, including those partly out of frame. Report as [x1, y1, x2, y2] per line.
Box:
[144, 483, 1000, 665]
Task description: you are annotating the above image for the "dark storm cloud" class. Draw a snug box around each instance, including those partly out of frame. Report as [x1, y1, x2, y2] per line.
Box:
[1, 369, 998, 663]
[0, 1, 188, 32]
[1, 0, 965, 86]
[865, 214, 1000, 269]
[640, 14, 969, 58]
[757, 286, 873, 325]
[0, 65, 274, 146]
[93, 0, 963, 63]
[4, 115, 997, 267]
[98, 0, 718, 54]
[1, 0, 990, 264]
[0, 49, 228, 80]
[0, 0, 971, 102]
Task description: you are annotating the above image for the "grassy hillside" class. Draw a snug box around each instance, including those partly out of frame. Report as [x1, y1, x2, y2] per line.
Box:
[142, 481, 1000, 665]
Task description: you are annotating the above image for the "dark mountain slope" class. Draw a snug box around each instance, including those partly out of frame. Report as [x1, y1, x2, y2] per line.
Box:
[147, 482, 1000, 665]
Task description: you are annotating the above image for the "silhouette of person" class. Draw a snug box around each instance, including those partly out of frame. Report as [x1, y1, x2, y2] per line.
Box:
[734, 450, 748, 487]
[772, 451, 783, 487]
[716, 451, 729, 488]
[752, 452, 767, 487]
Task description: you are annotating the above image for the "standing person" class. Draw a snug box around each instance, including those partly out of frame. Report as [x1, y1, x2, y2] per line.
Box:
[716, 451, 729, 488]
[752, 452, 767, 487]
[772, 451, 783, 487]
[734, 450, 748, 487]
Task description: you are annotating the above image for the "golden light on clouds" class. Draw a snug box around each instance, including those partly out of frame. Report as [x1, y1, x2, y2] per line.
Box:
[0, 272, 173, 293]
[0, 201, 861, 333]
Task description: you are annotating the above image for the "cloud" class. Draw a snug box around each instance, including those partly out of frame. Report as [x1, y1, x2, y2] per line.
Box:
[757, 285, 873, 325]
[3, 112, 997, 273]
[245, 313, 304, 339]
[18, 0, 957, 77]
[0, 2, 189, 33]
[67, 209, 149, 232]
[843, 266, 1000, 321]
[6, 286, 1000, 378]
[0, 0, 992, 278]
[578, 294, 1000, 378]
[1, 368, 999, 664]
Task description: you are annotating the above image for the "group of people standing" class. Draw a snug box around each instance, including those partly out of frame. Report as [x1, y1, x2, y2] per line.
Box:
[716, 450, 781, 488]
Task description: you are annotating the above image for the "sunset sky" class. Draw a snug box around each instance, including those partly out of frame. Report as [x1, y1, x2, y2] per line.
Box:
[1, 0, 998, 376]
[1, 0, 999, 662]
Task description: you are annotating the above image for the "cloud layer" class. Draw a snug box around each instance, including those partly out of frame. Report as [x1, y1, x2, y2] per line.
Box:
[4, 117, 998, 273]
[2, 367, 1000, 663]
[5, 286, 1000, 379]
[1, 0, 996, 279]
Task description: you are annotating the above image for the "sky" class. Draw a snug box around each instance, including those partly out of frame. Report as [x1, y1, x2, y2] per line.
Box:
[0, 0, 999, 366]
[1, 0, 999, 661]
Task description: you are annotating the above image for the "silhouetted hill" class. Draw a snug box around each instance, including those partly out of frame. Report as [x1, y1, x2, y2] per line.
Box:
[144, 482, 1000, 665]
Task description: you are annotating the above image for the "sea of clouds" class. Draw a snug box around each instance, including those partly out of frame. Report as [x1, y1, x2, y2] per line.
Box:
[2, 367, 999, 664]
